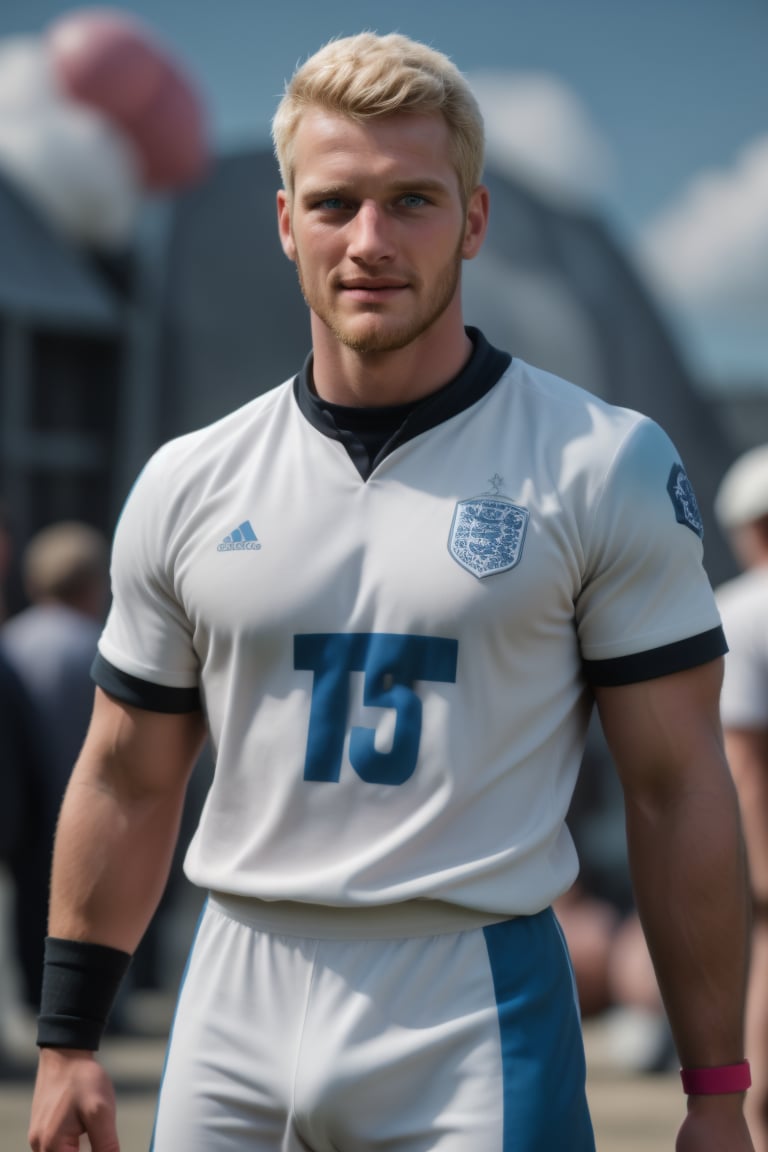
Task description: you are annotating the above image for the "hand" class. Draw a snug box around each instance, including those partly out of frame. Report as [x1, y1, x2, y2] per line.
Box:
[676, 1094, 755, 1151]
[28, 1048, 120, 1152]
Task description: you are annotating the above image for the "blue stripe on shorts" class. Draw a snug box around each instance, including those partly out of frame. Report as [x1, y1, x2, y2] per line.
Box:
[483, 909, 596, 1152]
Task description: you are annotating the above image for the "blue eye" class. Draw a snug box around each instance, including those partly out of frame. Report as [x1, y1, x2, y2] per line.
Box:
[400, 194, 427, 208]
[317, 197, 347, 210]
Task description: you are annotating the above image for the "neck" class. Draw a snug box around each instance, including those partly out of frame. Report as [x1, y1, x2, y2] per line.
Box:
[310, 311, 473, 408]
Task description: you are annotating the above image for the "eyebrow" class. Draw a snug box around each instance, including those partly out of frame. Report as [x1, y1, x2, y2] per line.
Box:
[299, 177, 452, 202]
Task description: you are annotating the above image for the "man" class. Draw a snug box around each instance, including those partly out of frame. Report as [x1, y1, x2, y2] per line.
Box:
[715, 445, 768, 1152]
[0, 635, 50, 1054]
[0, 502, 52, 1034]
[2, 520, 110, 823]
[29, 32, 753, 1152]
[1, 522, 109, 1016]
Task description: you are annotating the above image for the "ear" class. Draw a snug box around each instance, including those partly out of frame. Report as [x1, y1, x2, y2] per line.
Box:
[461, 184, 490, 260]
[277, 189, 296, 261]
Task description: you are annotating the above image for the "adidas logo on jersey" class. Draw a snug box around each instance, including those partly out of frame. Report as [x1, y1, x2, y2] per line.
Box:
[217, 520, 261, 551]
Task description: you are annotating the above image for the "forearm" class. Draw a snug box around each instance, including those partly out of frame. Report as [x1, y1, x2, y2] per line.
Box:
[625, 774, 751, 1068]
[48, 756, 188, 955]
[30, 695, 203, 1152]
[45, 687, 205, 956]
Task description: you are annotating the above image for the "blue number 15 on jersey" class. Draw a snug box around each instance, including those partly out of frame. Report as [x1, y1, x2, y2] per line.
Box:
[294, 633, 459, 785]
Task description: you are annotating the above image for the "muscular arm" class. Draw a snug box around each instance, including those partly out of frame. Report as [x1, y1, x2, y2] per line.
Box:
[48, 686, 206, 950]
[29, 687, 206, 1152]
[595, 659, 754, 1148]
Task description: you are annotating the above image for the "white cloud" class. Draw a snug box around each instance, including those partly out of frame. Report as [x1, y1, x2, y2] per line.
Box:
[640, 136, 768, 322]
[468, 70, 615, 205]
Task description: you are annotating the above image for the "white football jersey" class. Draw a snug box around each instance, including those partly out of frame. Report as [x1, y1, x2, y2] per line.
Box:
[95, 332, 725, 915]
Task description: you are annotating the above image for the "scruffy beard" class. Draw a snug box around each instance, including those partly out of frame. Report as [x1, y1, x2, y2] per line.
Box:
[294, 240, 465, 356]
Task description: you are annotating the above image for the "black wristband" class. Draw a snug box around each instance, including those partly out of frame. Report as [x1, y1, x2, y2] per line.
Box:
[36, 936, 132, 1050]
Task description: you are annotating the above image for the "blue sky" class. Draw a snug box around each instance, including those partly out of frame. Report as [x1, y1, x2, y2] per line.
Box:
[0, 0, 766, 387]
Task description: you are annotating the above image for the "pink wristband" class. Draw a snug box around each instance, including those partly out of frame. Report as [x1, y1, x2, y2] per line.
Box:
[680, 1061, 751, 1095]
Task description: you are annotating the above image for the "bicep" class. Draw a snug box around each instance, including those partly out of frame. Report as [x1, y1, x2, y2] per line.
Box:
[74, 686, 207, 800]
[593, 659, 727, 804]
[50, 689, 206, 946]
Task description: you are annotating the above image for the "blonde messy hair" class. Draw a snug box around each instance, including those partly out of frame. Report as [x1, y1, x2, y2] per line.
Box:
[271, 32, 485, 204]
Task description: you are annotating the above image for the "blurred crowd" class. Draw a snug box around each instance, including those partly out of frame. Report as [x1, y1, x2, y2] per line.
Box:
[0, 510, 109, 1061]
[0, 505, 207, 1073]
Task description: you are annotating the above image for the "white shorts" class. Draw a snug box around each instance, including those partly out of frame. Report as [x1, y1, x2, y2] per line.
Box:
[150, 895, 595, 1151]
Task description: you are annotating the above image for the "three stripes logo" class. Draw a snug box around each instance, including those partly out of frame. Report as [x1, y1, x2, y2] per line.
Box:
[217, 520, 261, 552]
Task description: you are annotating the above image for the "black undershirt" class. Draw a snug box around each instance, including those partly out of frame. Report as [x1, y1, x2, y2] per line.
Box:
[293, 327, 512, 480]
[312, 396, 422, 477]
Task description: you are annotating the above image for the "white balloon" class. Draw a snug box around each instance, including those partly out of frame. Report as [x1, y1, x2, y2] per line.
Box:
[0, 37, 58, 111]
[0, 35, 143, 249]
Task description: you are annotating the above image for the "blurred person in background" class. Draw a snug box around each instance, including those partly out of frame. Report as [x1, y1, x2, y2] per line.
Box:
[715, 445, 768, 1152]
[0, 650, 50, 1050]
[0, 502, 50, 1058]
[554, 882, 669, 1057]
[555, 721, 672, 1072]
[1, 521, 109, 1019]
[2, 520, 110, 822]
[3, 518, 205, 1028]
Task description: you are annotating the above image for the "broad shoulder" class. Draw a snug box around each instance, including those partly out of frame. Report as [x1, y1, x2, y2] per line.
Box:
[131, 378, 296, 496]
[507, 358, 652, 441]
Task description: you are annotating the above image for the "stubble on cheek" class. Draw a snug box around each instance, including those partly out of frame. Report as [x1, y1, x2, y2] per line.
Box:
[293, 243, 464, 355]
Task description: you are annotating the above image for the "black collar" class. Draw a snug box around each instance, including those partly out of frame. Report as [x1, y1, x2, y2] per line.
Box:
[293, 328, 512, 479]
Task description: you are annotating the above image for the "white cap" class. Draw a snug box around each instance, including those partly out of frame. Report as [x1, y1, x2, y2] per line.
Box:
[715, 444, 768, 528]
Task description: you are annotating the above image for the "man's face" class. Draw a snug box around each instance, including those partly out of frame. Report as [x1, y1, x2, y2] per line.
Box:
[277, 109, 486, 356]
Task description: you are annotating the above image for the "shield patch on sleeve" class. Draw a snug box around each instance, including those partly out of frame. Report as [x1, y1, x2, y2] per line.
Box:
[448, 496, 529, 578]
[667, 463, 704, 537]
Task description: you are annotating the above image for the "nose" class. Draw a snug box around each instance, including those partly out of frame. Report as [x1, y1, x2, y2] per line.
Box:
[347, 200, 395, 264]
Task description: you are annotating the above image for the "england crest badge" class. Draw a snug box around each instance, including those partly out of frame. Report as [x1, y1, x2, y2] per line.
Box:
[667, 463, 704, 538]
[448, 494, 529, 578]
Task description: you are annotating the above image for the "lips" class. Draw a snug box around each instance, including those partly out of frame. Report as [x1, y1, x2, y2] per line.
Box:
[341, 279, 408, 291]
[339, 278, 410, 305]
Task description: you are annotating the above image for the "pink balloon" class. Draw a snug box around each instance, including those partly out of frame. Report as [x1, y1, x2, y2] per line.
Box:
[47, 7, 209, 190]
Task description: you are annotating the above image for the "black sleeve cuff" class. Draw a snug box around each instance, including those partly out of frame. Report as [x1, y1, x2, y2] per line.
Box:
[91, 652, 201, 713]
[583, 626, 728, 687]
